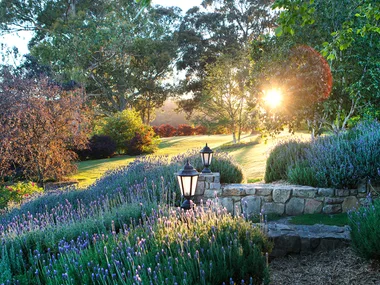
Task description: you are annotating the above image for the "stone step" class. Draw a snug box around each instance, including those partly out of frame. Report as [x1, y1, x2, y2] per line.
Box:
[266, 222, 351, 258]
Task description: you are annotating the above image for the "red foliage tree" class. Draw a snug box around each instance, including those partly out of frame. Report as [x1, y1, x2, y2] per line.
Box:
[0, 68, 90, 183]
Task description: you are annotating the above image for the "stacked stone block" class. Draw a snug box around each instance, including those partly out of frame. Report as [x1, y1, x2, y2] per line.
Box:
[196, 174, 377, 217]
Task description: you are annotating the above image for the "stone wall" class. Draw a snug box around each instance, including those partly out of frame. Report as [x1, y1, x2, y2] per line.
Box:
[196, 173, 375, 217]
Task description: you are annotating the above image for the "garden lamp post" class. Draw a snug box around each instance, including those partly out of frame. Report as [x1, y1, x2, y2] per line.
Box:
[200, 143, 213, 173]
[177, 160, 199, 210]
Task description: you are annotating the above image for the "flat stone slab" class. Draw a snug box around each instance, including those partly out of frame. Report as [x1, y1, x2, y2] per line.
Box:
[266, 221, 350, 258]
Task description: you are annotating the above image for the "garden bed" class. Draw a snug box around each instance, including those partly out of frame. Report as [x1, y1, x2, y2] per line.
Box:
[270, 247, 380, 284]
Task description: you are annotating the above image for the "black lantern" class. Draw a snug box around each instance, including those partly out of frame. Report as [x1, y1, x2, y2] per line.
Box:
[177, 160, 199, 210]
[200, 143, 213, 173]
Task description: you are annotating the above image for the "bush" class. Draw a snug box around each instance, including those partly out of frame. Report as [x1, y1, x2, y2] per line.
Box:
[155, 124, 177, 137]
[265, 120, 380, 188]
[0, 150, 245, 283]
[348, 197, 380, 261]
[31, 205, 272, 285]
[265, 139, 309, 183]
[177, 124, 194, 136]
[95, 109, 143, 154]
[126, 127, 159, 155]
[88, 135, 117, 159]
[96, 109, 159, 155]
[0, 182, 43, 209]
[194, 125, 208, 135]
[293, 120, 380, 188]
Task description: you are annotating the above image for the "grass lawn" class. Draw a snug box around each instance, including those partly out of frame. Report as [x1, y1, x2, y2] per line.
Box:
[289, 213, 349, 226]
[70, 131, 311, 188]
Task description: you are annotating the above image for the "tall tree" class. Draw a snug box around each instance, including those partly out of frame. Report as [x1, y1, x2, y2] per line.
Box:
[271, 0, 380, 133]
[176, 0, 276, 115]
[194, 53, 251, 143]
[0, 1, 180, 119]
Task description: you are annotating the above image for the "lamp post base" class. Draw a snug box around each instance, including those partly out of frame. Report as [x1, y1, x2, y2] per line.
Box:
[181, 199, 192, 210]
[201, 167, 212, 174]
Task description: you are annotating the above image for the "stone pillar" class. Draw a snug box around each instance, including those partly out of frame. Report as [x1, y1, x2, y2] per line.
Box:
[194, 172, 221, 204]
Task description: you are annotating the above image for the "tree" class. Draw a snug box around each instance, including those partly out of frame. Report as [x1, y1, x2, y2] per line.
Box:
[0, 67, 90, 183]
[176, 0, 277, 116]
[194, 53, 251, 143]
[271, 0, 380, 133]
[0, 1, 180, 118]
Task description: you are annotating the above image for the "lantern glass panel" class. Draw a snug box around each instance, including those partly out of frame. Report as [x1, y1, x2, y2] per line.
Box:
[190, 175, 199, 196]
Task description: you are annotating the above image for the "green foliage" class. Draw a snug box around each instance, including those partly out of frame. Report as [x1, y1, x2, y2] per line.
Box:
[0, 182, 43, 209]
[264, 139, 309, 183]
[31, 205, 272, 285]
[190, 151, 245, 184]
[348, 198, 380, 261]
[265, 120, 380, 188]
[96, 109, 159, 154]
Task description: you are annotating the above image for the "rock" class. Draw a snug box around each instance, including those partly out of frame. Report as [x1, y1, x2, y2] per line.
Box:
[350, 189, 358, 196]
[336, 189, 350, 197]
[263, 202, 285, 215]
[204, 189, 220, 199]
[255, 188, 273, 196]
[342, 196, 360, 212]
[219, 197, 234, 214]
[286, 198, 305, 215]
[205, 174, 215, 183]
[293, 189, 318, 198]
[222, 184, 249, 196]
[317, 188, 335, 197]
[323, 204, 342, 214]
[325, 197, 344, 204]
[304, 199, 323, 214]
[241, 196, 261, 218]
[273, 188, 292, 203]
[209, 182, 221, 190]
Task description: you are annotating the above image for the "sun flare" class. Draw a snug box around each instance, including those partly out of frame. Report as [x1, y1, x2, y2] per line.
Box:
[263, 89, 282, 108]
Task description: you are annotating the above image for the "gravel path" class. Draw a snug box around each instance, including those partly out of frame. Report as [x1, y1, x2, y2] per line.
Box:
[270, 247, 380, 285]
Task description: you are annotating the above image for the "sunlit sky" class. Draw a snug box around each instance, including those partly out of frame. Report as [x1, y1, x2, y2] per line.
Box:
[0, 0, 202, 64]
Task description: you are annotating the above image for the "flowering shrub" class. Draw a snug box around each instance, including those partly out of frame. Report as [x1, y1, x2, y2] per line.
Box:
[0, 182, 43, 209]
[348, 195, 380, 261]
[29, 203, 271, 285]
[265, 120, 380, 188]
[0, 150, 245, 283]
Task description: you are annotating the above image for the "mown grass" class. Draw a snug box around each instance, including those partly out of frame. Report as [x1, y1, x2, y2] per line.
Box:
[289, 213, 349, 226]
[70, 131, 310, 188]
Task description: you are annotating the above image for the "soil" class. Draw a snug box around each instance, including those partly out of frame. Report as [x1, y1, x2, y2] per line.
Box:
[270, 247, 380, 285]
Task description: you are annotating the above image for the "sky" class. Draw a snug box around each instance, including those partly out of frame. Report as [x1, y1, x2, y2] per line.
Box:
[0, 0, 202, 65]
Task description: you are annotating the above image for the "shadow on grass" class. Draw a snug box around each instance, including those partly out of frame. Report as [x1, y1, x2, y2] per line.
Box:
[77, 155, 133, 171]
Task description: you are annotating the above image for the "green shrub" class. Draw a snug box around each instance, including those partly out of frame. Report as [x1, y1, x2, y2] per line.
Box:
[95, 109, 159, 155]
[348, 197, 380, 261]
[265, 120, 380, 188]
[295, 120, 380, 188]
[264, 139, 309, 183]
[0, 182, 43, 209]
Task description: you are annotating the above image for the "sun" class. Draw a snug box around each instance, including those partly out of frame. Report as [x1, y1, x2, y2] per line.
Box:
[263, 89, 282, 109]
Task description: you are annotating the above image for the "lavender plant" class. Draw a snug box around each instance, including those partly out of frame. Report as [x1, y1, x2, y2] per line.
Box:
[348, 195, 380, 261]
[26, 202, 272, 285]
[266, 120, 380, 188]
[0, 150, 245, 282]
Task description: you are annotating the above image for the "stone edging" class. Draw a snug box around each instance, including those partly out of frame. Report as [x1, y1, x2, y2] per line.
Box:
[196, 173, 376, 217]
